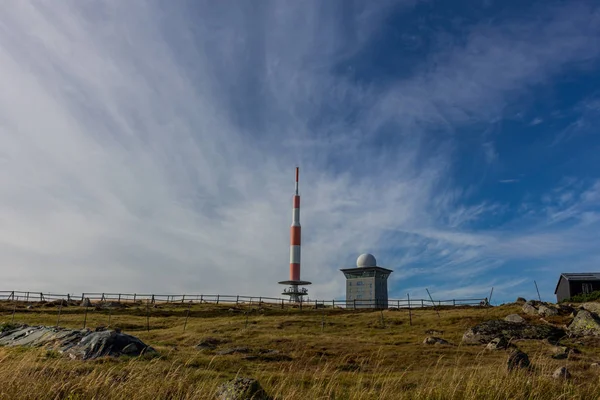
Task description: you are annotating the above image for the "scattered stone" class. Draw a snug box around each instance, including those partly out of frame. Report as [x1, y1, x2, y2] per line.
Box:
[551, 346, 570, 360]
[0, 325, 156, 360]
[81, 298, 92, 307]
[538, 305, 559, 317]
[216, 377, 270, 400]
[516, 297, 527, 304]
[486, 337, 509, 350]
[425, 329, 445, 336]
[552, 366, 571, 379]
[581, 303, 600, 315]
[591, 362, 600, 368]
[26, 306, 33, 310]
[507, 349, 530, 371]
[462, 320, 565, 345]
[522, 303, 538, 315]
[568, 310, 600, 337]
[242, 354, 292, 362]
[217, 347, 251, 355]
[196, 337, 222, 351]
[505, 314, 525, 324]
[423, 337, 451, 345]
[97, 302, 127, 309]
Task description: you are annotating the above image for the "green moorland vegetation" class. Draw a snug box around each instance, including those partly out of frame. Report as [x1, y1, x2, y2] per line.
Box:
[564, 290, 600, 303]
[0, 301, 599, 399]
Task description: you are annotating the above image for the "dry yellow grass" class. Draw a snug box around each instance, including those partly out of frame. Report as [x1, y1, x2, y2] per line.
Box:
[0, 302, 599, 399]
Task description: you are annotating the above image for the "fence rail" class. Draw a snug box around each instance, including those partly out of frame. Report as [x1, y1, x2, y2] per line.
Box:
[0, 291, 488, 309]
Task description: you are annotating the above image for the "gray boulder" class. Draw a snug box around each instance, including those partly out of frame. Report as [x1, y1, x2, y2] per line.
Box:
[423, 337, 451, 345]
[0, 325, 156, 360]
[462, 320, 565, 345]
[522, 303, 538, 315]
[568, 310, 600, 336]
[538, 305, 559, 317]
[507, 349, 530, 371]
[581, 302, 600, 315]
[216, 377, 270, 400]
[552, 367, 571, 379]
[505, 314, 525, 324]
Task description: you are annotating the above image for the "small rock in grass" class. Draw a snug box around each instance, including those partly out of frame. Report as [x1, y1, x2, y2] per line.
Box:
[552, 366, 571, 379]
[505, 314, 525, 323]
[507, 349, 530, 371]
[423, 336, 451, 345]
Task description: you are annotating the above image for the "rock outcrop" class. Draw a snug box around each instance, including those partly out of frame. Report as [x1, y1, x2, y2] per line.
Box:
[538, 305, 559, 317]
[567, 310, 600, 337]
[216, 377, 271, 400]
[462, 320, 565, 344]
[522, 303, 538, 315]
[0, 325, 156, 360]
[581, 302, 600, 315]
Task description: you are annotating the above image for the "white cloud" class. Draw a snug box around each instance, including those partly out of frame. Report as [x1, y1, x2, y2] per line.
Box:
[0, 1, 598, 303]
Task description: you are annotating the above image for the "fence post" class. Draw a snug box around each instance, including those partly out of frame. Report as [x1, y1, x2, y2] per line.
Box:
[10, 291, 14, 301]
[407, 293, 412, 326]
[236, 295, 239, 305]
[40, 293, 44, 302]
[281, 299, 284, 309]
[67, 294, 71, 302]
[397, 300, 400, 308]
[200, 295, 203, 303]
[216, 295, 219, 304]
[259, 296, 261, 305]
[118, 294, 121, 303]
[315, 299, 317, 308]
[26, 292, 30, 302]
[353, 299, 356, 310]
[83, 305, 88, 329]
[182, 295, 185, 304]
[421, 299, 424, 308]
[183, 302, 191, 331]
[151, 295, 155, 304]
[146, 300, 150, 332]
[333, 299, 335, 308]
[453, 299, 456, 306]
[81, 293, 85, 302]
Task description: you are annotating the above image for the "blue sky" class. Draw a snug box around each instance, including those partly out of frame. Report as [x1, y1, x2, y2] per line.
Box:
[0, 0, 599, 303]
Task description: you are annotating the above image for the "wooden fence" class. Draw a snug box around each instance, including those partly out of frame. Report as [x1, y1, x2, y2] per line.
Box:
[0, 291, 487, 310]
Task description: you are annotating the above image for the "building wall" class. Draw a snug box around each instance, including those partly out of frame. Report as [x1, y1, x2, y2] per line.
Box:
[345, 271, 389, 309]
[556, 278, 600, 302]
[555, 277, 571, 302]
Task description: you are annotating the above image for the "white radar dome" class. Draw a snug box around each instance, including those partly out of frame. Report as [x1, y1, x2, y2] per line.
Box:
[356, 253, 377, 268]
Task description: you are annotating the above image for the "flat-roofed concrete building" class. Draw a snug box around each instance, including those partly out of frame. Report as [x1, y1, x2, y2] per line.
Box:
[340, 253, 393, 309]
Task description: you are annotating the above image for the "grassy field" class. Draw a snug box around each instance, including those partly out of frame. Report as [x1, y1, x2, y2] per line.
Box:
[0, 301, 599, 399]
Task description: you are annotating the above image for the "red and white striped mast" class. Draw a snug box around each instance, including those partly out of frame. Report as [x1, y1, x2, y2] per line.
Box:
[279, 167, 311, 302]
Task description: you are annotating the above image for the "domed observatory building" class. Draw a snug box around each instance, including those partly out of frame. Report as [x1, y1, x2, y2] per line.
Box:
[340, 254, 393, 309]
